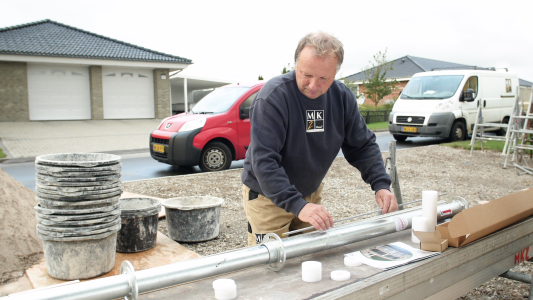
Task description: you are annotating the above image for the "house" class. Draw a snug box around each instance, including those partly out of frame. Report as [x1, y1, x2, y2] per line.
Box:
[0, 19, 231, 122]
[344, 55, 530, 106]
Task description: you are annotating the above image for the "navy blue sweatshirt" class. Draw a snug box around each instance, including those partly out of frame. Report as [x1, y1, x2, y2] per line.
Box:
[241, 71, 391, 216]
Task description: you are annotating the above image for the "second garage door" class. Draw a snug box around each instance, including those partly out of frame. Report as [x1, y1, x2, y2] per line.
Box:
[102, 67, 155, 119]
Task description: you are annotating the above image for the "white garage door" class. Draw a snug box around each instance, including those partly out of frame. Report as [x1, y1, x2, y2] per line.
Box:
[102, 67, 155, 119]
[27, 64, 91, 120]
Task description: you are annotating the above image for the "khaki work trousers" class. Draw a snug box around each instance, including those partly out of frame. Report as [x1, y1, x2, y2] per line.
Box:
[242, 183, 324, 246]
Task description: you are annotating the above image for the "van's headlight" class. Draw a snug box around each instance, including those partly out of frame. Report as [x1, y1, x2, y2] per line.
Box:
[179, 118, 207, 132]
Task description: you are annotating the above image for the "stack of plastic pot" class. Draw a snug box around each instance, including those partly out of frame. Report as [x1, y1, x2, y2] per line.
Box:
[34, 153, 122, 280]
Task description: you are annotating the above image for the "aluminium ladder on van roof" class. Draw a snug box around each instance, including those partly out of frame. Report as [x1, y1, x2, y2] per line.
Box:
[469, 90, 517, 156]
[503, 87, 533, 174]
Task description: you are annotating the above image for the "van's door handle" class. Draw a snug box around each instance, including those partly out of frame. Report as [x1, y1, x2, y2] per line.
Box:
[484, 100, 486, 107]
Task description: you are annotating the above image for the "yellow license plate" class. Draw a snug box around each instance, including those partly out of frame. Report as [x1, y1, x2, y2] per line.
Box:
[402, 126, 417, 133]
[153, 144, 165, 153]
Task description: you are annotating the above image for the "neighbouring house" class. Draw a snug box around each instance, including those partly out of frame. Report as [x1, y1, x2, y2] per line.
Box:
[344, 55, 531, 106]
[0, 19, 233, 122]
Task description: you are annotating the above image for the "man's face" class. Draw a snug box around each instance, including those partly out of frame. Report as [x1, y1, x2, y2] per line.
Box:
[295, 46, 338, 99]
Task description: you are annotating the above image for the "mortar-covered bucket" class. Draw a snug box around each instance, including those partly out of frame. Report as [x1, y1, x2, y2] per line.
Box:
[162, 196, 224, 242]
[116, 198, 161, 253]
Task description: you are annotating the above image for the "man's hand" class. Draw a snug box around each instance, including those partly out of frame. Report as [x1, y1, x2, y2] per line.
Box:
[375, 189, 398, 214]
[298, 203, 334, 231]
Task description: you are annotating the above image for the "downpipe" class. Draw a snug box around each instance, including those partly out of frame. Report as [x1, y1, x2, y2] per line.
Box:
[3, 198, 468, 300]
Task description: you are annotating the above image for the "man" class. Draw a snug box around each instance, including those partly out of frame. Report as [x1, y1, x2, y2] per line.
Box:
[241, 31, 398, 246]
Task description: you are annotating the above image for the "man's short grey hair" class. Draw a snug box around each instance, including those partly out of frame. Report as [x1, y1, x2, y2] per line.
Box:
[294, 31, 344, 72]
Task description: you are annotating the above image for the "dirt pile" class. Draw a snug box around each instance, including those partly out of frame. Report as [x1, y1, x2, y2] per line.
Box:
[0, 168, 43, 283]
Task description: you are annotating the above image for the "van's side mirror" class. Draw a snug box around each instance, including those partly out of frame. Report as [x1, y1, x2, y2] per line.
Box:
[240, 107, 250, 119]
[463, 89, 475, 102]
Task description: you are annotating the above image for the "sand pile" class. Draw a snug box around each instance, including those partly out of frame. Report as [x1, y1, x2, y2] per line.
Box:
[0, 168, 43, 283]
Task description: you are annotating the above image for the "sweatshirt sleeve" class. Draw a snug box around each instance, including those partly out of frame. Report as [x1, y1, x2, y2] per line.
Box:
[248, 94, 309, 216]
[340, 88, 391, 192]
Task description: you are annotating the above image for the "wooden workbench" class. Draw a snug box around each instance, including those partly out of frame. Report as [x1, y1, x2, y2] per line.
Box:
[139, 216, 533, 300]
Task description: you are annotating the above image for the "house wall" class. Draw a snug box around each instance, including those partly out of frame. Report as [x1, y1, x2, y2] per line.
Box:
[0, 61, 29, 122]
[89, 66, 104, 120]
[153, 69, 171, 118]
[358, 80, 408, 106]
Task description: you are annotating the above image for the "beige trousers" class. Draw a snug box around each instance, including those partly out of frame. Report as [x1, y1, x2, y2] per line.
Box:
[242, 183, 324, 246]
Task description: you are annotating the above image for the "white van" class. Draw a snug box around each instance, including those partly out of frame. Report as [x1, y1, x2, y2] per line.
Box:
[388, 70, 519, 142]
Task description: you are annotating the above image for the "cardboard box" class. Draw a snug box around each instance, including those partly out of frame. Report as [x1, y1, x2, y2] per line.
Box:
[439, 188, 533, 247]
[413, 230, 449, 252]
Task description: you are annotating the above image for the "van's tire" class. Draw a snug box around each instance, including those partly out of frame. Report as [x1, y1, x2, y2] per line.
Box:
[498, 117, 509, 136]
[199, 142, 232, 172]
[448, 121, 466, 142]
[393, 135, 408, 142]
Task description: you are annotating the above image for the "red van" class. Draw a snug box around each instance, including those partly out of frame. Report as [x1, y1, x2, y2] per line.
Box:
[150, 82, 264, 171]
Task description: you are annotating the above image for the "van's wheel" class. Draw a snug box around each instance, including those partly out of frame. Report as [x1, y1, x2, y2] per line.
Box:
[449, 121, 466, 142]
[393, 135, 408, 142]
[498, 117, 509, 136]
[199, 142, 232, 172]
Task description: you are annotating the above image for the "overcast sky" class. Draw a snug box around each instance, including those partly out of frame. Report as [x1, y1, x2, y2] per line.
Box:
[2, 0, 532, 83]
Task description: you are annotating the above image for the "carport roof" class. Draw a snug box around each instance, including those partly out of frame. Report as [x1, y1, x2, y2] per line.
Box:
[0, 19, 192, 64]
[344, 55, 493, 82]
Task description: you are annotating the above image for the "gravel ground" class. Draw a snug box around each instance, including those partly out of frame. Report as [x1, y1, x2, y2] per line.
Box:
[122, 145, 532, 299]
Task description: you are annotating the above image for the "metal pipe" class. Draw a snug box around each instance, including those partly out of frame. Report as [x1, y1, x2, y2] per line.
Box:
[4, 198, 467, 300]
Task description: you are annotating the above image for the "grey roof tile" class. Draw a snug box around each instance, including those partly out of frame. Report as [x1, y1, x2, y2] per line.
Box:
[0, 19, 192, 64]
[344, 55, 492, 82]
[519, 78, 533, 87]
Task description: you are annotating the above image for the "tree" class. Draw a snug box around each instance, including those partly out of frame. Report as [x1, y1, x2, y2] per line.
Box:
[258, 75, 264, 80]
[361, 48, 397, 111]
[281, 63, 293, 74]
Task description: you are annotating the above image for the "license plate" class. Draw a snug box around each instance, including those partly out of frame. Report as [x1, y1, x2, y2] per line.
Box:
[401, 126, 417, 133]
[153, 144, 165, 153]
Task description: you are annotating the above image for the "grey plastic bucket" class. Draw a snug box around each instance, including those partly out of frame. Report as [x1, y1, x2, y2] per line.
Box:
[35, 203, 121, 215]
[35, 153, 121, 168]
[116, 198, 161, 253]
[38, 215, 120, 227]
[36, 220, 121, 238]
[36, 187, 122, 201]
[162, 196, 224, 242]
[38, 231, 118, 280]
[36, 182, 121, 193]
[37, 196, 120, 210]
[36, 207, 121, 221]
[36, 163, 121, 173]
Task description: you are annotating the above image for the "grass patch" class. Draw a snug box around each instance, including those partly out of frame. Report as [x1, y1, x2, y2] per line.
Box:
[367, 122, 389, 131]
[441, 140, 506, 152]
[0, 147, 5, 159]
[359, 102, 395, 111]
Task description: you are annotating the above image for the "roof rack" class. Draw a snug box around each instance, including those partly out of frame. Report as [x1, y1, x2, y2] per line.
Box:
[431, 66, 496, 71]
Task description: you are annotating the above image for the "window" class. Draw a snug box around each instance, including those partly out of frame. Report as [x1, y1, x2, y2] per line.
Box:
[505, 79, 512, 93]
[463, 76, 478, 94]
[240, 92, 258, 119]
[121, 73, 133, 77]
[105, 73, 116, 77]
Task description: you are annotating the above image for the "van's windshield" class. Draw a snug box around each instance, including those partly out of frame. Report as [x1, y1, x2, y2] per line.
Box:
[400, 75, 464, 100]
[190, 87, 251, 114]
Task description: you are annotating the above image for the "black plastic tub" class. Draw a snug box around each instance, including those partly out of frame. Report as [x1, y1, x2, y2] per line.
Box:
[116, 198, 161, 253]
[162, 196, 224, 242]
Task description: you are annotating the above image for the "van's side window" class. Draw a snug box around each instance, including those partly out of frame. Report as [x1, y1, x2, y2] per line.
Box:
[240, 92, 258, 119]
[463, 76, 478, 97]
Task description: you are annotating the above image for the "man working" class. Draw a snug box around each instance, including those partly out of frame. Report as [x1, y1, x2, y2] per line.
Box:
[241, 31, 398, 246]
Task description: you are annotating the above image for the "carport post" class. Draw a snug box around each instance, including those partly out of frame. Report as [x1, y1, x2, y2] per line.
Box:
[183, 77, 188, 113]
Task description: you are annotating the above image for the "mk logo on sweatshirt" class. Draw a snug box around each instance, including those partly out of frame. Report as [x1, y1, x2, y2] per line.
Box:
[306, 110, 324, 132]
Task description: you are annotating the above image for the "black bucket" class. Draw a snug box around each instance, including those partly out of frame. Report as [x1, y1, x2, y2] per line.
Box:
[116, 198, 161, 253]
[162, 196, 224, 242]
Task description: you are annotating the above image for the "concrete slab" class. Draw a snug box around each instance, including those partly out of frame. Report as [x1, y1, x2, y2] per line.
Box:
[120, 191, 166, 218]
[0, 274, 33, 297]
[26, 232, 200, 289]
[0, 119, 162, 159]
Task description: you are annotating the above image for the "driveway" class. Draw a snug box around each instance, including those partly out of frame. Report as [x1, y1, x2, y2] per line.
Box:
[0, 119, 163, 160]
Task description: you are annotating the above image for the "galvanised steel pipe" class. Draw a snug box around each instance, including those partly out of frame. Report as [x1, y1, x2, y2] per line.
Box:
[3, 199, 467, 300]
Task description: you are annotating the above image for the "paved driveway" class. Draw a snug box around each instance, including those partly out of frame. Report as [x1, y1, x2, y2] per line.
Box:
[0, 119, 163, 159]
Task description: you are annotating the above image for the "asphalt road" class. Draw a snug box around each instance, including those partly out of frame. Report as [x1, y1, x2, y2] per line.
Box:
[1, 131, 449, 190]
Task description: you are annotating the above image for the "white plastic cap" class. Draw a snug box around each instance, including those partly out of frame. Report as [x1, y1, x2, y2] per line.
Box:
[331, 270, 351, 281]
[344, 255, 362, 267]
[302, 261, 322, 282]
[213, 279, 237, 300]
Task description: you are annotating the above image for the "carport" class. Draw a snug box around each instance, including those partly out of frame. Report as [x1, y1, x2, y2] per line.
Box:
[170, 74, 235, 113]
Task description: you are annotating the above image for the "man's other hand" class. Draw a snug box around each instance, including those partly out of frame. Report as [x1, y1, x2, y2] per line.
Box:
[298, 203, 334, 231]
[375, 189, 398, 214]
